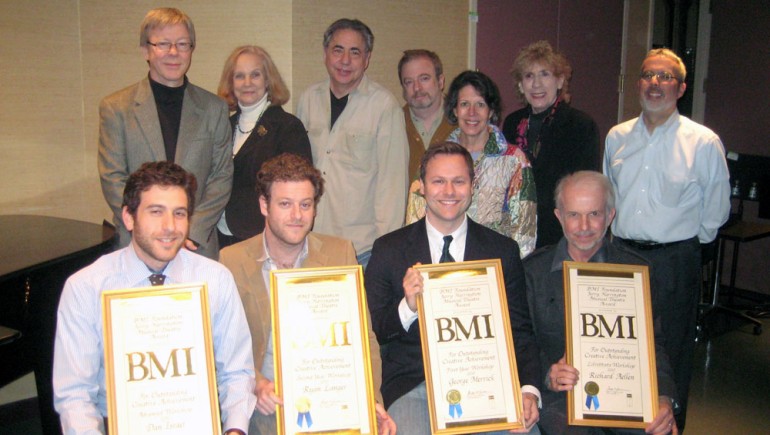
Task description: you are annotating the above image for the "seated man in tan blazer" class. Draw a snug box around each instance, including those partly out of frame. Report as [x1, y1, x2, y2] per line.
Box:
[219, 153, 396, 435]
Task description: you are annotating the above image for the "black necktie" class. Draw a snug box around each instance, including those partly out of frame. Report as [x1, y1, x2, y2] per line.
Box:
[149, 273, 166, 286]
[440, 235, 455, 263]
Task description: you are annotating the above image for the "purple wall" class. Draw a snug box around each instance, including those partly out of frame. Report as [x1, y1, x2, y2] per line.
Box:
[477, 1, 770, 295]
[476, 0, 624, 143]
[705, 1, 770, 295]
[476, 1, 559, 115]
[705, 1, 770, 156]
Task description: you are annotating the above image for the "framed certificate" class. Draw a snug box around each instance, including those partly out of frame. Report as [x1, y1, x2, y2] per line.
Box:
[563, 261, 658, 428]
[415, 260, 524, 434]
[270, 266, 378, 435]
[102, 283, 221, 435]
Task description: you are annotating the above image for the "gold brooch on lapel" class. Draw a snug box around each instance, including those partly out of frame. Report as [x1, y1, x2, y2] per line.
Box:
[257, 125, 268, 136]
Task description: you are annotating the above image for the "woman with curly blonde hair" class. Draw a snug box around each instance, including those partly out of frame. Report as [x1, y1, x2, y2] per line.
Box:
[502, 41, 600, 248]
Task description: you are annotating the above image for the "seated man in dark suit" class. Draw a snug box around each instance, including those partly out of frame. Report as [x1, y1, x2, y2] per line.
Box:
[365, 141, 542, 434]
[523, 170, 678, 434]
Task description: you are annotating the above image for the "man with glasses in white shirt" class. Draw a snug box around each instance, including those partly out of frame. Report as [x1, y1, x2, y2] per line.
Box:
[604, 48, 730, 431]
[98, 7, 233, 260]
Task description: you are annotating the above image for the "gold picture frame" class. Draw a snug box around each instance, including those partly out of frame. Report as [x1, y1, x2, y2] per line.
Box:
[102, 283, 221, 434]
[563, 261, 658, 429]
[415, 259, 525, 434]
[270, 266, 378, 435]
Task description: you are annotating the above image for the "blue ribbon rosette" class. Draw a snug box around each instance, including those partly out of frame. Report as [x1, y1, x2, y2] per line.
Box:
[584, 382, 600, 410]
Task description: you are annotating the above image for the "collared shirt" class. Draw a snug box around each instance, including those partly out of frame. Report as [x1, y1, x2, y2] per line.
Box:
[604, 111, 730, 243]
[403, 104, 454, 182]
[549, 237, 609, 273]
[258, 237, 309, 382]
[409, 106, 444, 147]
[397, 216, 469, 330]
[296, 74, 409, 254]
[53, 244, 256, 434]
[425, 215, 468, 264]
[522, 237, 646, 411]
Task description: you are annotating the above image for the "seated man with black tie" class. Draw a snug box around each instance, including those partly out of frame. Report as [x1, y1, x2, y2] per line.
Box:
[53, 161, 256, 435]
[364, 141, 542, 433]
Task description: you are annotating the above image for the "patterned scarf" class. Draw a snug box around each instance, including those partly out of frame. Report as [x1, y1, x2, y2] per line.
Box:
[447, 124, 508, 157]
[448, 125, 520, 212]
[514, 96, 562, 159]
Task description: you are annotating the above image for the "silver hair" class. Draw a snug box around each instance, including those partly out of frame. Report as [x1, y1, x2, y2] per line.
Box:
[322, 18, 374, 53]
[554, 170, 615, 213]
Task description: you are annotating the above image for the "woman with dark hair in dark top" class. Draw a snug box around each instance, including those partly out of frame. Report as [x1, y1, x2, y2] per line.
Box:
[503, 41, 600, 249]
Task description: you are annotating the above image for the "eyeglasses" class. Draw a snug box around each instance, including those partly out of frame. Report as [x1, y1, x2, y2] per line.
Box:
[147, 41, 194, 53]
[640, 71, 679, 83]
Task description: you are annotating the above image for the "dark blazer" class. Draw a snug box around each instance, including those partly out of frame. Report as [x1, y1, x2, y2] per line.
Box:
[523, 238, 677, 433]
[502, 103, 600, 248]
[224, 105, 312, 241]
[98, 77, 232, 259]
[364, 217, 541, 408]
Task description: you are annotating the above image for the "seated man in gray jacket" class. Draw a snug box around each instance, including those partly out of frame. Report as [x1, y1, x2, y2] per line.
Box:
[523, 171, 678, 434]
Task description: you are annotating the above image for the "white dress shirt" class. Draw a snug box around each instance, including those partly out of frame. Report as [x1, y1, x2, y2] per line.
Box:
[397, 216, 469, 330]
[604, 111, 730, 243]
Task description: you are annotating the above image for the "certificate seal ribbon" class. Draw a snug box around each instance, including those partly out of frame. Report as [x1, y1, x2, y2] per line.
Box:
[446, 389, 463, 418]
[295, 396, 313, 428]
[584, 381, 600, 410]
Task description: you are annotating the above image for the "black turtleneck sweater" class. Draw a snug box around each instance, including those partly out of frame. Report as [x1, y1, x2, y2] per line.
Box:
[149, 76, 187, 161]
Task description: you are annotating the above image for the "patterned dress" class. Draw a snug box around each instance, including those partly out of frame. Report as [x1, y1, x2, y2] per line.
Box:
[405, 125, 537, 257]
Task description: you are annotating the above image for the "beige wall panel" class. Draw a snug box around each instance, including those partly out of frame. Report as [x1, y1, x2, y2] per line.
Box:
[0, 1, 291, 224]
[80, 1, 291, 224]
[1, 0, 467, 224]
[0, 0, 88, 220]
[78, 3, 148, 223]
[291, 0, 468, 111]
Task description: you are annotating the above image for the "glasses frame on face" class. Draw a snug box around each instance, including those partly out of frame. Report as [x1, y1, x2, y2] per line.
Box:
[147, 41, 194, 53]
[639, 71, 679, 83]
